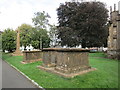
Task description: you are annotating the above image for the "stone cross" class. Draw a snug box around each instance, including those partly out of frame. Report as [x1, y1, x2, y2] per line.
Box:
[13, 29, 22, 56]
[16, 29, 20, 51]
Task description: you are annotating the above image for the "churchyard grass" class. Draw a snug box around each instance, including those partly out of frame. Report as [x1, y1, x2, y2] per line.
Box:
[2, 52, 118, 88]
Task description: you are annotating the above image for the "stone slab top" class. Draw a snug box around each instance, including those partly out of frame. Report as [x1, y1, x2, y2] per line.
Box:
[22, 50, 42, 53]
[42, 48, 90, 52]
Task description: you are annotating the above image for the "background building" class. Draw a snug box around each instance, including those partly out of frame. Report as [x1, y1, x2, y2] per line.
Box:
[107, 2, 120, 60]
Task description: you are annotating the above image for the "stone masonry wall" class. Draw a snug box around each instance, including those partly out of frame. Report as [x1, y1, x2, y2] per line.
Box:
[107, 4, 120, 60]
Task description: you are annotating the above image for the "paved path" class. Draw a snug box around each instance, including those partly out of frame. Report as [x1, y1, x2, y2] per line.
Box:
[0, 58, 2, 89]
[1, 59, 38, 88]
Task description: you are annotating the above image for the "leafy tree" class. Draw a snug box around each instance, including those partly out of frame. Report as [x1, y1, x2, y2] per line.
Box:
[57, 1, 108, 47]
[32, 11, 50, 29]
[32, 11, 51, 49]
[49, 24, 59, 47]
[18, 24, 33, 47]
[0, 32, 2, 52]
[31, 28, 50, 49]
[2, 28, 16, 52]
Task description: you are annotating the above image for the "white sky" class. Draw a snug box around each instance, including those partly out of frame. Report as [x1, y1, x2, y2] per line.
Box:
[0, 0, 119, 31]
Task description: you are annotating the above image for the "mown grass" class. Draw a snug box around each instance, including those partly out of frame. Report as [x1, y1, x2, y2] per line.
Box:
[2, 52, 119, 88]
[89, 52, 107, 57]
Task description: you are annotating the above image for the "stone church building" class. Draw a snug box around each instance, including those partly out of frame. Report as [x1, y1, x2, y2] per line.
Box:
[107, 2, 120, 60]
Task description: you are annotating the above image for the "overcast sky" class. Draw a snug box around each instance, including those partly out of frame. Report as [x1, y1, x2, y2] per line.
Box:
[0, 0, 119, 31]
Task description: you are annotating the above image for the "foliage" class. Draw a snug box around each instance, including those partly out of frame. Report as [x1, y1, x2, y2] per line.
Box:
[31, 28, 50, 49]
[32, 11, 50, 29]
[17, 23, 50, 49]
[2, 52, 118, 88]
[2, 28, 16, 52]
[57, 1, 108, 47]
[0, 32, 2, 51]
[32, 11, 51, 49]
[18, 24, 33, 47]
[49, 24, 60, 47]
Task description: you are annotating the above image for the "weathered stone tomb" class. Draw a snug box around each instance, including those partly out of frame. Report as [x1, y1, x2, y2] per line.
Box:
[38, 48, 96, 78]
[22, 50, 42, 64]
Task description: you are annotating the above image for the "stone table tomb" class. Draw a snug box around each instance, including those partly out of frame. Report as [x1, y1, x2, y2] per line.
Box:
[38, 48, 96, 78]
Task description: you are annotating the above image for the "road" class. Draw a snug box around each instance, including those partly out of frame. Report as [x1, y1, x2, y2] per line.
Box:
[1, 59, 38, 88]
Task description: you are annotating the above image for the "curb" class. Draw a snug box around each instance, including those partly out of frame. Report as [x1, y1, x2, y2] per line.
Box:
[3, 60, 45, 89]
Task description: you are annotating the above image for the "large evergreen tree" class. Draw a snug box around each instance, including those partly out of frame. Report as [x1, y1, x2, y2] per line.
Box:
[57, 1, 108, 47]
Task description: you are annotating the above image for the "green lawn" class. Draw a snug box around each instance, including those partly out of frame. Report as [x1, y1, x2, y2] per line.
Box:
[2, 52, 119, 88]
